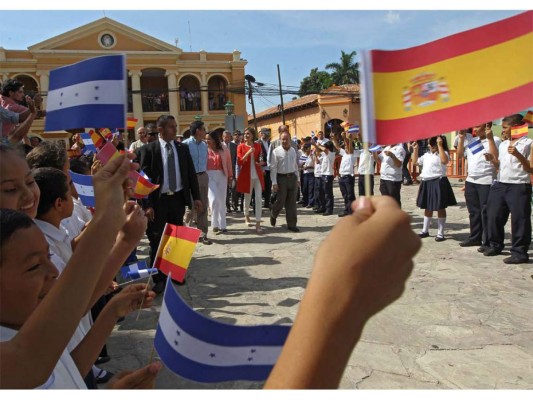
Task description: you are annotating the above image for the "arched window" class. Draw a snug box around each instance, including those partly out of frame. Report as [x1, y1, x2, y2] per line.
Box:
[12, 74, 39, 96]
[140, 68, 169, 112]
[207, 76, 228, 111]
[178, 75, 202, 112]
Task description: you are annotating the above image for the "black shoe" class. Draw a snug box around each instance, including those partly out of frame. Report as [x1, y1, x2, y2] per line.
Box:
[226, 209, 233, 213]
[403, 180, 413, 186]
[338, 213, 348, 217]
[221, 229, 228, 233]
[477, 245, 488, 253]
[270, 216, 276, 226]
[152, 281, 166, 295]
[483, 247, 502, 257]
[315, 209, 325, 214]
[435, 235, 446, 242]
[200, 236, 212, 245]
[503, 256, 529, 264]
[322, 212, 333, 216]
[306, 205, 313, 209]
[297, 201, 304, 205]
[288, 226, 300, 232]
[95, 369, 114, 384]
[95, 356, 111, 365]
[459, 239, 482, 247]
[418, 232, 429, 238]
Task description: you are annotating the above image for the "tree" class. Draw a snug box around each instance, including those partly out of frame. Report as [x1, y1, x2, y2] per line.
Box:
[298, 68, 333, 97]
[325, 50, 360, 85]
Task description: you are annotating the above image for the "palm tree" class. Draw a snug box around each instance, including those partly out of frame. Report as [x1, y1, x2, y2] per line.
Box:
[325, 51, 360, 85]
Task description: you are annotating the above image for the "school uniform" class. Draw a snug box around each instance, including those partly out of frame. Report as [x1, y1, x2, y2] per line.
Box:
[0, 325, 87, 389]
[485, 136, 532, 262]
[320, 151, 337, 214]
[299, 152, 314, 207]
[313, 153, 324, 212]
[378, 144, 406, 206]
[338, 148, 357, 215]
[462, 136, 502, 246]
[355, 149, 375, 196]
[416, 150, 457, 210]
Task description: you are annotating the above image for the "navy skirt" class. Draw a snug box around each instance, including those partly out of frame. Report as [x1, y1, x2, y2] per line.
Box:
[416, 177, 457, 211]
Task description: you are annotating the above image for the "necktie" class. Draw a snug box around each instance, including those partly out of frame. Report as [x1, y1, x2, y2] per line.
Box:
[166, 142, 177, 192]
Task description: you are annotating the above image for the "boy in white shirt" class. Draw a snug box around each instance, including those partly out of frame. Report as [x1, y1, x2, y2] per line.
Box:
[378, 144, 406, 207]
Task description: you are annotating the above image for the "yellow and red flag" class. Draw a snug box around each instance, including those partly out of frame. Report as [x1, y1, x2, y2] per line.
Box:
[523, 111, 533, 125]
[511, 123, 529, 139]
[126, 117, 138, 129]
[361, 11, 533, 145]
[100, 128, 113, 141]
[154, 224, 202, 283]
[87, 128, 105, 149]
[132, 170, 160, 199]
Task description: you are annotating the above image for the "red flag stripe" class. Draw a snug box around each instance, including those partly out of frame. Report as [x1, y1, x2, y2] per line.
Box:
[156, 257, 187, 283]
[163, 224, 202, 243]
[375, 83, 532, 145]
[372, 11, 532, 72]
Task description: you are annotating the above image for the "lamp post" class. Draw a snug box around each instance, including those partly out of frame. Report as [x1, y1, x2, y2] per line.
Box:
[224, 100, 236, 132]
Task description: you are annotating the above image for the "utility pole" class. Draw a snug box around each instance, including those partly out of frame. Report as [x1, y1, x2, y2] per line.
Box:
[277, 64, 285, 125]
[245, 75, 258, 132]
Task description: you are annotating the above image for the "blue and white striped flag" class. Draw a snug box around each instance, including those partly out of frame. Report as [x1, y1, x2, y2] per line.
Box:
[120, 260, 150, 279]
[467, 138, 484, 155]
[80, 132, 97, 154]
[69, 171, 95, 207]
[348, 124, 360, 134]
[45, 55, 127, 131]
[369, 144, 382, 152]
[154, 276, 291, 383]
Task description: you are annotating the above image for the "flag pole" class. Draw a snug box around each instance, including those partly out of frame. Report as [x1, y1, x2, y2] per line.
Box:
[135, 273, 153, 321]
[363, 141, 372, 198]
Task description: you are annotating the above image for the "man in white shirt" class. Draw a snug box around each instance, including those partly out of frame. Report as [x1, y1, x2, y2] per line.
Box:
[378, 144, 406, 207]
[270, 132, 300, 232]
[456, 122, 501, 250]
[129, 126, 148, 152]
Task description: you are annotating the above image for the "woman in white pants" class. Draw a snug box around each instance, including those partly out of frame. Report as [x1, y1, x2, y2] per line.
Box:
[206, 131, 233, 233]
[236, 127, 265, 234]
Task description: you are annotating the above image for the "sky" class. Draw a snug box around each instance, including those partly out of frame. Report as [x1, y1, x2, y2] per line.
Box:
[0, 3, 529, 114]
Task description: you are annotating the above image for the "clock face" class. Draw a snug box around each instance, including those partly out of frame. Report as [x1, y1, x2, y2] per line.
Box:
[100, 34, 115, 48]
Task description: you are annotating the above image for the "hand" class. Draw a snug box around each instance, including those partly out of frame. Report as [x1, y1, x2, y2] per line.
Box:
[194, 199, 203, 214]
[457, 130, 465, 140]
[92, 153, 139, 230]
[508, 146, 519, 157]
[485, 127, 494, 140]
[437, 136, 443, 146]
[105, 280, 119, 295]
[107, 362, 162, 389]
[384, 151, 392, 157]
[144, 207, 155, 222]
[91, 159, 103, 175]
[25, 96, 36, 115]
[119, 202, 148, 245]
[108, 283, 156, 318]
[484, 153, 495, 162]
[311, 196, 421, 322]
[272, 184, 279, 193]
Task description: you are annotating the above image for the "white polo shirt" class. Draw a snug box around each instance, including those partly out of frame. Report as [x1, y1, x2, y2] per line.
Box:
[418, 151, 449, 180]
[497, 137, 533, 184]
[378, 145, 405, 182]
[339, 148, 357, 176]
[464, 136, 502, 185]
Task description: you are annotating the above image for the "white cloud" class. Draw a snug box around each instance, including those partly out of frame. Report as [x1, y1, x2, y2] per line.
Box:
[384, 10, 400, 24]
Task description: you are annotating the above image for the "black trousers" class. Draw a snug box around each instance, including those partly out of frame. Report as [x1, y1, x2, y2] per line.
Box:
[302, 173, 314, 206]
[314, 175, 324, 211]
[147, 191, 186, 284]
[358, 174, 375, 196]
[339, 175, 356, 215]
[486, 182, 532, 259]
[464, 181, 491, 245]
[379, 179, 402, 207]
[402, 153, 412, 183]
[322, 175, 334, 213]
[263, 170, 272, 208]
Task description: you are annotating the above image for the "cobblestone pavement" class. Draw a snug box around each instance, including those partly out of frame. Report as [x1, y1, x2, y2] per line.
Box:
[104, 177, 533, 389]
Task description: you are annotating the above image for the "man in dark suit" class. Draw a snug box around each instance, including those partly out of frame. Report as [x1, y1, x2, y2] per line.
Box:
[222, 130, 237, 212]
[138, 114, 202, 293]
[258, 127, 272, 209]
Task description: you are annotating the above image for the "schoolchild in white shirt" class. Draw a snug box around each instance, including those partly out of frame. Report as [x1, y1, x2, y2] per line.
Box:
[314, 141, 336, 216]
[378, 143, 406, 206]
[484, 114, 533, 264]
[312, 146, 324, 213]
[332, 132, 357, 217]
[412, 135, 457, 241]
[355, 147, 379, 196]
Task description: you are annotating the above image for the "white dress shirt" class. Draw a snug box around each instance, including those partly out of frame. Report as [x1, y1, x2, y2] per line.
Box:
[271, 145, 299, 185]
[158, 138, 183, 194]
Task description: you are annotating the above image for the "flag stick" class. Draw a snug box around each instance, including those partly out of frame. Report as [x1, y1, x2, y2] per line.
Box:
[148, 345, 156, 364]
[363, 141, 372, 198]
[135, 273, 153, 321]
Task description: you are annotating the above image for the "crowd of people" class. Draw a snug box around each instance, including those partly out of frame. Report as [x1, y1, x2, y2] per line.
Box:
[1, 76, 531, 388]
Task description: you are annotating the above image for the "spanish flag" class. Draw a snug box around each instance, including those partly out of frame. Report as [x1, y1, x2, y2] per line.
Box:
[154, 224, 202, 283]
[87, 129, 105, 149]
[523, 110, 533, 125]
[127, 117, 138, 129]
[100, 128, 113, 141]
[132, 170, 160, 199]
[361, 11, 533, 145]
[511, 123, 529, 139]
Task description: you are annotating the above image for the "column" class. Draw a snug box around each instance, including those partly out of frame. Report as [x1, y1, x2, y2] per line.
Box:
[129, 71, 144, 130]
[200, 72, 209, 115]
[166, 71, 179, 119]
[36, 70, 49, 109]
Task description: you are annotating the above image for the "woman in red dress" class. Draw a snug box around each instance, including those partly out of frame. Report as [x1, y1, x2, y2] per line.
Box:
[236, 127, 265, 234]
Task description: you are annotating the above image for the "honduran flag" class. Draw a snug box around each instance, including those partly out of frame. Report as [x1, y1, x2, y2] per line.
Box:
[511, 123, 529, 139]
[80, 132, 97, 154]
[153, 224, 202, 283]
[154, 276, 291, 383]
[360, 11, 533, 145]
[69, 171, 95, 207]
[368, 144, 382, 152]
[45, 55, 127, 132]
[120, 260, 156, 280]
[348, 124, 360, 134]
[467, 138, 484, 155]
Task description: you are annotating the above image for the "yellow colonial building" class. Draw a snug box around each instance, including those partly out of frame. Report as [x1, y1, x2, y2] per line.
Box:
[249, 84, 361, 139]
[0, 17, 247, 142]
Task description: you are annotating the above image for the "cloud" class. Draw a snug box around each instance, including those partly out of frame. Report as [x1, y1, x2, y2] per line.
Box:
[384, 10, 400, 24]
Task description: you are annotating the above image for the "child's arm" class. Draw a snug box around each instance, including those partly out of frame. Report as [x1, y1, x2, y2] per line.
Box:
[0, 154, 136, 389]
[71, 284, 155, 377]
[437, 137, 448, 165]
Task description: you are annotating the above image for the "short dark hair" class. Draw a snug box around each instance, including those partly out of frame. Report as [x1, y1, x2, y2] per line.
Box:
[1, 79, 23, 97]
[502, 114, 524, 127]
[69, 157, 91, 175]
[145, 122, 157, 133]
[156, 115, 176, 129]
[26, 142, 67, 171]
[33, 168, 69, 217]
[0, 208, 35, 262]
[190, 120, 205, 136]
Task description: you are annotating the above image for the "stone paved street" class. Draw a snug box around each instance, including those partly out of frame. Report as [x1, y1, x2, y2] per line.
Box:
[104, 177, 533, 389]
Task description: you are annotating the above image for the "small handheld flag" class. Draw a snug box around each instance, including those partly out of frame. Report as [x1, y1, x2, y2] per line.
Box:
[153, 224, 202, 283]
[523, 111, 533, 125]
[511, 124, 529, 139]
[133, 170, 160, 199]
[368, 144, 382, 152]
[80, 132, 97, 154]
[467, 138, 484, 155]
[88, 129, 105, 149]
[127, 117, 138, 129]
[348, 124, 360, 134]
[45, 54, 127, 131]
[69, 171, 95, 207]
[120, 260, 149, 279]
[154, 276, 291, 383]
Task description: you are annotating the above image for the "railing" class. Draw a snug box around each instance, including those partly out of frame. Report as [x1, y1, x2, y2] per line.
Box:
[141, 91, 169, 112]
